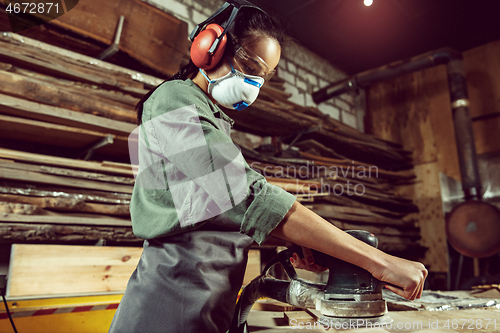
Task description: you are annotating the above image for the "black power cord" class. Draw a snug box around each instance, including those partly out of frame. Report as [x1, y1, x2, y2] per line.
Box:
[1, 275, 18, 333]
[2, 295, 18, 333]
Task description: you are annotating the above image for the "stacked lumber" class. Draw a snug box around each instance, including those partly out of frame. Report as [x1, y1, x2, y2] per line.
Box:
[0, 32, 422, 254]
[241, 144, 422, 254]
[0, 148, 138, 244]
[0, 32, 150, 162]
[224, 79, 414, 171]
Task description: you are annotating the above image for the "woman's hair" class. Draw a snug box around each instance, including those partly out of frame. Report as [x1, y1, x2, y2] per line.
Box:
[136, 5, 285, 124]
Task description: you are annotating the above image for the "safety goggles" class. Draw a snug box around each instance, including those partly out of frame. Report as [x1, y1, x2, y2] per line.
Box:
[232, 44, 275, 82]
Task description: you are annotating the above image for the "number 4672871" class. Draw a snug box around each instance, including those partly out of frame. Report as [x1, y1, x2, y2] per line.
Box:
[5, 2, 59, 14]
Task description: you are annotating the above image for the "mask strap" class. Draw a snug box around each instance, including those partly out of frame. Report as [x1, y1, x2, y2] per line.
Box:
[199, 56, 236, 84]
[227, 56, 236, 73]
[199, 69, 216, 84]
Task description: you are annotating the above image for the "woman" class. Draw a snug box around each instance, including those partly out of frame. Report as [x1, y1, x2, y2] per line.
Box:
[109, 2, 427, 332]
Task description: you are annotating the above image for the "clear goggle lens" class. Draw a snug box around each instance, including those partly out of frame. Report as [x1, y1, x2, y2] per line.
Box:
[233, 45, 275, 81]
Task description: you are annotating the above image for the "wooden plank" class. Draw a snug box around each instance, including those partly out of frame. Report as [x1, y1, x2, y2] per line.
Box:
[51, 0, 188, 76]
[0, 223, 139, 244]
[0, 148, 133, 177]
[284, 311, 316, 326]
[0, 93, 136, 136]
[0, 181, 131, 205]
[0, 214, 132, 227]
[0, 70, 136, 123]
[0, 114, 131, 158]
[464, 39, 500, 155]
[8, 65, 142, 109]
[311, 204, 413, 226]
[328, 220, 420, 238]
[397, 162, 448, 272]
[7, 244, 142, 297]
[251, 299, 298, 312]
[243, 249, 261, 285]
[0, 160, 134, 185]
[0, 41, 147, 96]
[366, 68, 442, 165]
[0, 194, 130, 216]
[0, 163, 133, 194]
[0, 32, 163, 88]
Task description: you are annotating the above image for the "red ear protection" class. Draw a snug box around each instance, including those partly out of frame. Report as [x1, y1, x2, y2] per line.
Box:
[190, 23, 227, 70]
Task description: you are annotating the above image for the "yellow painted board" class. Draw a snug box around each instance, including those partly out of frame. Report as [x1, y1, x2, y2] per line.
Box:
[0, 294, 123, 333]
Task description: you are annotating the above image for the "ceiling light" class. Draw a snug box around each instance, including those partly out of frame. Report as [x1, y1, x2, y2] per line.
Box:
[364, 0, 373, 6]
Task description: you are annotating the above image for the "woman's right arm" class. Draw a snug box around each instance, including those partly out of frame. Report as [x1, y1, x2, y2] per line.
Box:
[271, 201, 428, 301]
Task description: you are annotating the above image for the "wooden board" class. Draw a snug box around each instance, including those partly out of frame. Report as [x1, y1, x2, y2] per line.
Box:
[0, 114, 130, 158]
[0, 70, 137, 123]
[243, 249, 261, 285]
[0, 214, 132, 227]
[0, 32, 163, 88]
[0, 148, 134, 177]
[0, 222, 138, 243]
[0, 162, 133, 194]
[464, 39, 500, 155]
[7, 244, 142, 297]
[0, 93, 136, 136]
[394, 163, 448, 272]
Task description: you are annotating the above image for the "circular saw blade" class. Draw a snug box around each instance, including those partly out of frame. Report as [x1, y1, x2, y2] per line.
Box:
[446, 200, 500, 258]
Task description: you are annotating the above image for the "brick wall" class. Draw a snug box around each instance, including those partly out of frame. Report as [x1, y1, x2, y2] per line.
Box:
[142, 0, 361, 129]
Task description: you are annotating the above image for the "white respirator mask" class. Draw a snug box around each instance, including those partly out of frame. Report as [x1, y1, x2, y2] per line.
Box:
[200, 58, 264, 111]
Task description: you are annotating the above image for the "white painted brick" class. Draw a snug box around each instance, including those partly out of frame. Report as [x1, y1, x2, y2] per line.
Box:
[186, 21, 196, 35]
[335, 98, 353, 112]
[342, 93, 355, 106]
[278, 58, 287, 71]
[192, 9, 206, 24]
[278, 69, 295, 85]
[182, 0, 193, 6]
[318, 78, 329, 89]
[284, 83, 305, 106]
[342, 111, 357, 128]
[283, 82, 298, 97]
[296, 77, 307, 91]
[318, 103, 340, 120]
[297, 67, 319, 86]
[305, 94, 316, 107]
[192, 1, 203, 12]
[152, 0, 190, 19]
[203, 7, 213, 16]
[306, 73, 318, 86]
[287, 61, 297, 74]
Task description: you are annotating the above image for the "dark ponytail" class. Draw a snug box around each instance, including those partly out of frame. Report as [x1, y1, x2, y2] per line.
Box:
[136, 5, 285, 125]
[136, 60, 198, 125]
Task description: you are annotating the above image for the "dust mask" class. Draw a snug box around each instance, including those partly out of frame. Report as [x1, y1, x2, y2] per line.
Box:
[200, 58, 264, 111]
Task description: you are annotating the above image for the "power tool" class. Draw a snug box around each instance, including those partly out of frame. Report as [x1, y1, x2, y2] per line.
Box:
[229, 230, 393, 332]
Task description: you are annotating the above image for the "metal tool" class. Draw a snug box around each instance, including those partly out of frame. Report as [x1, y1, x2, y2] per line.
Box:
[229, 230, 393, 332]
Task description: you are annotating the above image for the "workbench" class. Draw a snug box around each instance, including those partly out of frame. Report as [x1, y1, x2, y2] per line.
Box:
[246, 290, 500, 332]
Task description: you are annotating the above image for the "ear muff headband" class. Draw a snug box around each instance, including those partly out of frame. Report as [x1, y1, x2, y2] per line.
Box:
[189, 1, 266, 70]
